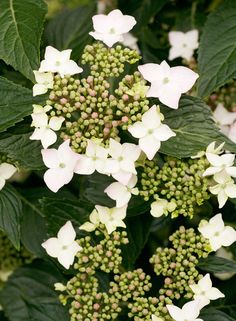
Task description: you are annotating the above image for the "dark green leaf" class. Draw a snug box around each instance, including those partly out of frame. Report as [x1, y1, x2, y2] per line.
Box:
[0, 125, 44, 170]
[0, 0, 47, 81]
[0, 77, 43, 132]
[0, 184, 22, 249]
[200, 308, 236, 321]
[160, 96, 236, 158]
[197, 0, 236, 97]
[0, 260, 69, 321]
[122, 214, 153, 269]
[198, 255, 236, 273]
[45, 4, 96, 59]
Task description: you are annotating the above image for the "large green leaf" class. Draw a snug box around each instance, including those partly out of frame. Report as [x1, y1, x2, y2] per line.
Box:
[198, 255, 236, 273]
[197, 0, 236, 97]
[45, 4, 96, 59]
[0, 0, 47, 81]
[0, 261, 69, 321]
[200, 308, 236, 321]
[0, 184, 22, 249]
[0, 127, 44, 170]
[0, 77, 44, 132]
[160, 96, 236, 158]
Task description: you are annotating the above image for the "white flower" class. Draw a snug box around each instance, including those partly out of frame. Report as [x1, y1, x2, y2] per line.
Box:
[150, 198, 176, 218]
[138, 61, 199, 109]
[39, 46, 83, 78]
[203, 152, 236, 177]
[166, 300, 203, 321]
[198, 213, 236, 251]
[191, 141, 225, 159]
[75, 140, 116, 176]
[42, 221, 82, 269]
[128, 105, 176, 160]
[122, 32, 140, 52]
[42, 140, 81, 192]
[95, 204, 127, 234]
[108, 139, 141, 185]
[209, 172, 236, 208]
[79, 209, 100, 232]
[168, 30, 199, 61]
[151, 315, 164, 321]
[213, 103, 236, 136]
[33, 71, 54, 96]
[30, 112, 65, 149]
[89, 9, 136, 47]
[105, 174, 139, 207]
[0, 163, 17, 190]
[189, 273, 224, 308]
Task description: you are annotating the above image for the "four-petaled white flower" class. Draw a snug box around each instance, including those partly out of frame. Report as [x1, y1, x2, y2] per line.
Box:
[198, 213, 236, 251]
[203, 153, 236, 177]
[39, 46, 83, 78]
[128, 105, 176, 160]
[75, 140, 116, 175]
[0, 163, 17, 190]
[189, 273, 224, 308]
[79, 209, 100, 232]
[191, 141, 225, 159]
[33, 71, 54, 96]
[213, 104, 236, 142]
[95, 204, 127, 234]
[105, 174, 139, 207]
[42, 140, 81, 192]
[138, 60, 199, 109]
[168, 30, 199, 61]
[209, 172, 236, 208]
[89, 9, 136, 47]
[150, 198, 176, 218]
[30, 106, 65, 148]
[166, 300, 203, 321]
[108, 139, 141, 185]
[42, 221, 82, 269]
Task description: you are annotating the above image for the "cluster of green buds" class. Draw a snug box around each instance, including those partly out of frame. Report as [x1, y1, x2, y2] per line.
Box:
[150, 226, 211, 304]
[42, 42, 150, 153]
[0, 231, 32, 286]
[139, 156, 211, 218]
[207, 79, 236, 110]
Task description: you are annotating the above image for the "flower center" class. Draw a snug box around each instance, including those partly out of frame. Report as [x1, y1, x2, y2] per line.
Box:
[62, 245, 68, 250]
[109, 27, 116, 34]
[182, 43, 187, 47]
[148, 129, 154, 134]
[55, 61, 61, 66]
[118, 156, 123, 161]
[59, 163, 66, 168]
[163, 77, 170, 84]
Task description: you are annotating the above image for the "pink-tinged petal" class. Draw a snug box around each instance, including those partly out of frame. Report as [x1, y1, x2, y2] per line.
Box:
[57, 250, 75, 269]
[49, 116, 65, 131]
[112, 170, 133, 185]
[198, 274, 212, 291]
[41, 148, 60, 169]
[128, 121, 147, 138]
[109, 138, 123, 159]
[207, 287, 225, 300]
[166, 305, 184, 321]
[41, 129, 57, 149]
[213, 104, 236, 126]
[139, 135, 161, 160]
[182, 300, 201, 320]
[153, 124, 176, 141]
[44, 168, 73, 192]
[41, 237, 61, 258]
[0, 163, 17, 180]
[202, 166, 221, 177]
[138, 63, 162, 82]
[142, 105, 161, 129]
[220, 226, 236, 247]
[122, 143, 141, 161]
[75, 156, 95, 175]
[170, 66, 199, 93]
[57, 221, 76, 246]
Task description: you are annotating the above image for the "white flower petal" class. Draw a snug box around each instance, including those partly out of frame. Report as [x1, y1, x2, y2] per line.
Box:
[139, 135, 160, 160]
[182, 300, 201, 320]
[128, 121, 147, 138]
[0, 163, 17, 180]
[49, 116, 65, 131]
[41, 128, 57, 149]
[207, 287, 225, 300]
[198, 274, 212, 291]
[166, 305, 184, 321]
[33, 83, 48, 96]
[141, 105, 161, 129]
[42, 238, 62, 258]
[57, 249, 76, 269]
[170, 66, 199, 93]
[41, 148, 60, 169]
[57, 221, 76, 246]
[44, 168, 73, 192]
